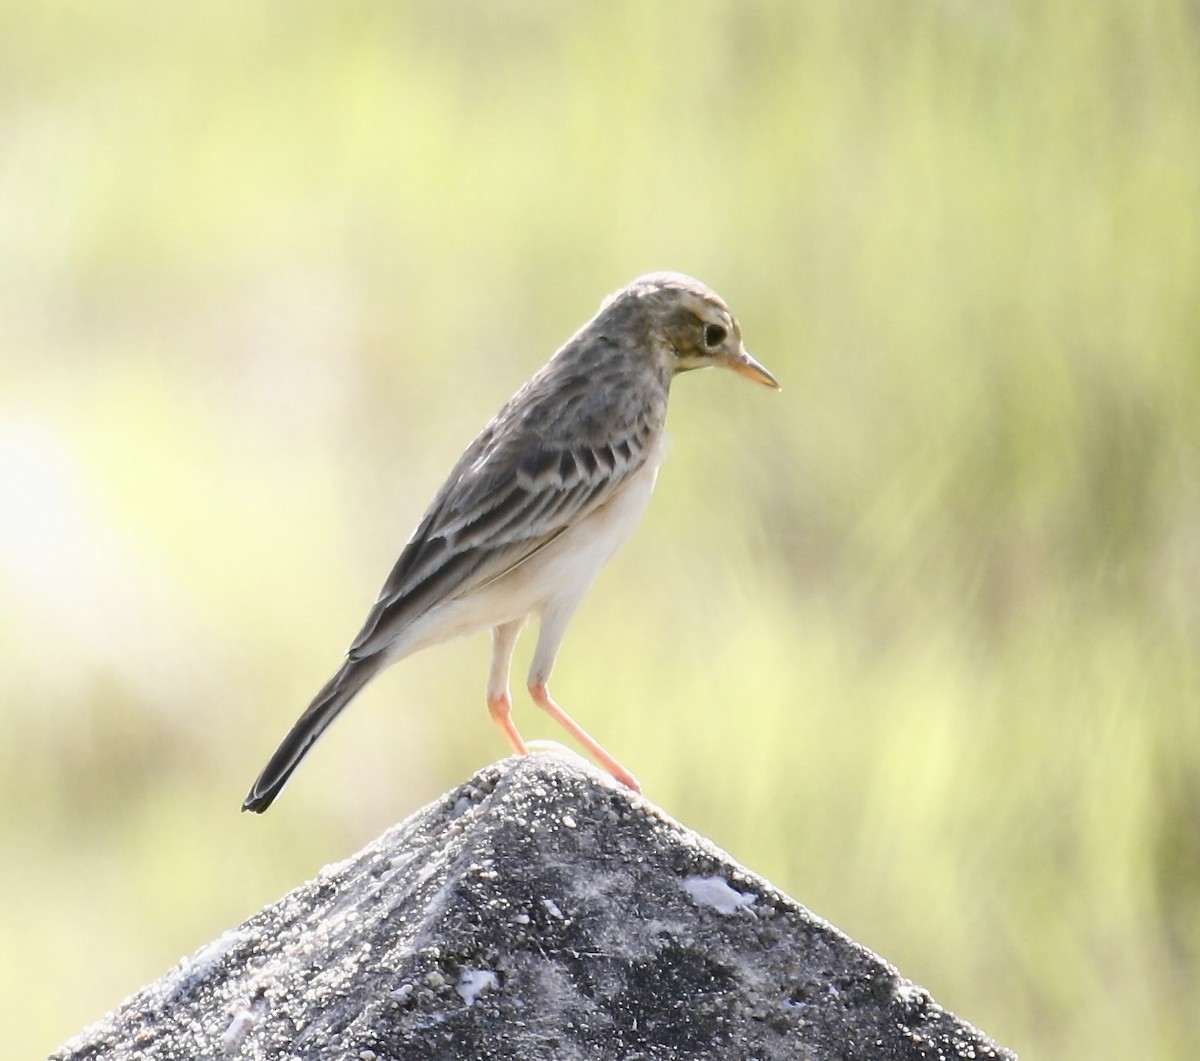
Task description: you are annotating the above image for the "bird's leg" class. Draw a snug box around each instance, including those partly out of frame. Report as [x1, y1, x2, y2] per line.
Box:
[487, 619, 529, 756]
[527, 680, 642, 793]
[528, 608, 642, 793]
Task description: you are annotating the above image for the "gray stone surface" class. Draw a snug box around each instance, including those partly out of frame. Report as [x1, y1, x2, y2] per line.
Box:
[53, 750, 1017, 1060]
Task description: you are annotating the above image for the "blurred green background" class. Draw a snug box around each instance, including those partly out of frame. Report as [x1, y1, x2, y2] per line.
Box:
[2, 2, 1197, 1057]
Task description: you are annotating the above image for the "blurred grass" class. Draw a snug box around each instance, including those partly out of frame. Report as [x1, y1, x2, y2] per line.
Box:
[2, 1, 1198, 1057]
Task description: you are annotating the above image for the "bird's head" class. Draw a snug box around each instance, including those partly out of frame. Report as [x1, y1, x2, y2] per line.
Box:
[610, 272, 781, 390]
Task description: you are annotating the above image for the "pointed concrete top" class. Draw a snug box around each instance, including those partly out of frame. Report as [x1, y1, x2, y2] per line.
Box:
[53, 749, 1016, 1060]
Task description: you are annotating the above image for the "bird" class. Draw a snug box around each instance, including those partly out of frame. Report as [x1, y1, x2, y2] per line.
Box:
[243, 272, 779, 812]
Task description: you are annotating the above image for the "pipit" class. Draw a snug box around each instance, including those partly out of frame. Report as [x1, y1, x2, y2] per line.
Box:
[243, 272, 778, 812]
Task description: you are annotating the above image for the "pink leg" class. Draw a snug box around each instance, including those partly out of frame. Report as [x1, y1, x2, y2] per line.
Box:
[487, 691, 529, 757]
[528, 680, 642, 793]
[486, 619, 528, 757]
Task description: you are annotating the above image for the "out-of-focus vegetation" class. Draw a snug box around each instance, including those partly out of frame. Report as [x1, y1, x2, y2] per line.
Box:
[2, 2, 1197, 1057]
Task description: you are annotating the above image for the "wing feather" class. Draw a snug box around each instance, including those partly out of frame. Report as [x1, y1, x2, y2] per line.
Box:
[348, 356, 666, 659]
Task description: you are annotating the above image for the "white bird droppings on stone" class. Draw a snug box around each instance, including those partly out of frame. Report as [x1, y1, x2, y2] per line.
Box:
[219, 1008, 258, 1055]
[681, 875, 756, 915]
[167, 929, 249, 1003]
[455, 969, 499, 1006]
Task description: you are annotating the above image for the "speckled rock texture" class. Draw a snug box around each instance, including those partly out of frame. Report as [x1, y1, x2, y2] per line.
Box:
[53, 751, 1016, 1061]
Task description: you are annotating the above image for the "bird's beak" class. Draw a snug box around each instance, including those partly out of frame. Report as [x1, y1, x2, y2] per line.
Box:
[728, 347, 781, 390]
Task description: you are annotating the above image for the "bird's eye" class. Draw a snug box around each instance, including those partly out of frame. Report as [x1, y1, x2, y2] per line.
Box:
[703, 323, 727, 349]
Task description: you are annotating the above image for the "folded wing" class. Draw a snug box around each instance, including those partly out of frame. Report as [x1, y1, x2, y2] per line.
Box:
[348, 367, 661, 659]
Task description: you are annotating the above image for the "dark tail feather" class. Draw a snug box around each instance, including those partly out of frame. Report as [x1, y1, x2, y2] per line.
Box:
[242, 655, 385, 813]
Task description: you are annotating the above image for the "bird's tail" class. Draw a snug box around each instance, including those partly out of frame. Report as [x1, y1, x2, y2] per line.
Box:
[242, 655, 385, 813]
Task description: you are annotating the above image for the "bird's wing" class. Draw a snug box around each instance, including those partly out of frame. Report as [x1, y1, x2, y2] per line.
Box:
[347, 366, 663, 659]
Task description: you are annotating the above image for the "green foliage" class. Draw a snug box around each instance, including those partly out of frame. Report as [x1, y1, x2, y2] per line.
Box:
[2, 3, 1197, 1057]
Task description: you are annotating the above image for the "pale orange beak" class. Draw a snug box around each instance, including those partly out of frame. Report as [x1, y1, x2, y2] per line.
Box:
[728, 347, 781, 390]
